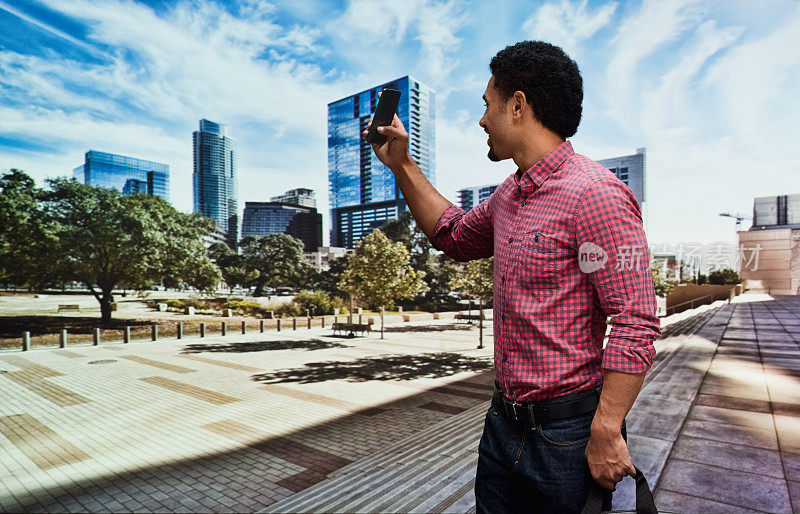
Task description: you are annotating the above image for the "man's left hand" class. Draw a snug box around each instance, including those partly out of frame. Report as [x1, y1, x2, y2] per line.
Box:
[585, 424, 636, 490]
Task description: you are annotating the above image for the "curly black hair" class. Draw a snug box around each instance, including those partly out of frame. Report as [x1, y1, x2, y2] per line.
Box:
[489, 41, 583, 139]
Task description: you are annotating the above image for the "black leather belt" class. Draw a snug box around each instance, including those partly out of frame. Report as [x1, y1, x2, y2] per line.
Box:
[493, 386, 601, 425]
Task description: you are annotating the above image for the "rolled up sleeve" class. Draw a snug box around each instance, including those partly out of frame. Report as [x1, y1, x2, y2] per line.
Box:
[574, 177, 660, 373]
[430, 197, 494, 262]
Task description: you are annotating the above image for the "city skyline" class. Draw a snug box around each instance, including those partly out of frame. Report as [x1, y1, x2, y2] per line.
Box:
[1, 0, 799, 247]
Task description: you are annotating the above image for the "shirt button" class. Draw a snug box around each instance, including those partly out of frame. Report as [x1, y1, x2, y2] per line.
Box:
[508, 237, 513, 244]
[534, 235, 540, 243]
[521, 200, 526, 206]
[502, 275, 506, 284]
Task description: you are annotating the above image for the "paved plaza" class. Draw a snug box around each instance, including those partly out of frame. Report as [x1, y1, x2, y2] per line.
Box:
[1, 295, 799, 513]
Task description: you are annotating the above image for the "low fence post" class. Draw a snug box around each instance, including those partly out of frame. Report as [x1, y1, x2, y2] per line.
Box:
[277, 319, 281, 332]
[93, 328, 100, 346]
[321, 317, 325, 328]
[307, 317, 311, 329]
[151, 324, 158, 341]
[22, 331, 30, 351]
[241, 321, 246, 334]
[221, 322, 227, 336]
[60, 329, 67, 348]
[260, 320, 264, 333]
[200, 322, 206, 338]
[293, 318, 297, 330]
[177, 322, 183, 339]
[359, 314, 363, 324]
[123, 326, 131, 344]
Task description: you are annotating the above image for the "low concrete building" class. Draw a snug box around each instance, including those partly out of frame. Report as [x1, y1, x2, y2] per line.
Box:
[304, 246, 349, 272]
[738, 193, 800, 294]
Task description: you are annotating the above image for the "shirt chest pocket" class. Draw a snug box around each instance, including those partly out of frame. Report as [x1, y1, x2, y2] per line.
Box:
[517, 231, 559, 294]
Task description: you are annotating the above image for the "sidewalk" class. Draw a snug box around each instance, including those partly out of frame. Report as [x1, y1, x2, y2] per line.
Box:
[2, 295, 799, 513]
[1, 314, 495, 512]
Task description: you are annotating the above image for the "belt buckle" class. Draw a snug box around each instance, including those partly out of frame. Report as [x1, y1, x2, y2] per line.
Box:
[505, 399, 522, 421]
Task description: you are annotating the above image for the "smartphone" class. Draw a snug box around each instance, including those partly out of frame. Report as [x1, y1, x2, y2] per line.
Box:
[366, 89, 401, 145]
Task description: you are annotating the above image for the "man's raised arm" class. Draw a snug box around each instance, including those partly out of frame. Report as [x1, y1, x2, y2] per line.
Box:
[363, 115, 451, 239]
[364, 115, 494, 261]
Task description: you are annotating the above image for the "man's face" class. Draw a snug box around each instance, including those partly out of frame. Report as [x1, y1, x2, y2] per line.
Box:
[478, 76, 512, 162]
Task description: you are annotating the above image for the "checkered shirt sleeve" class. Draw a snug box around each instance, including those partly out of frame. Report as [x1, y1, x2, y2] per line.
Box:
[430, 199, 494, 262]
[574, 176, 660, 373]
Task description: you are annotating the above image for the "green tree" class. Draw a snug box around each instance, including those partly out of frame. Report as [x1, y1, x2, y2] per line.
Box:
[240, 234, 313, 296]
[208, 242, 259, 291]
[313, 252, 351, 300]
[449, 257, 494, 348]
[42, 178, 221, 323]
[651, 263, 679, 297]
[449, 257, 494, 303]
[380, 211, 457, 310]
[708, 268, 741, 285]
[0, 170, 60, 288]
[339, 229, 428, 338]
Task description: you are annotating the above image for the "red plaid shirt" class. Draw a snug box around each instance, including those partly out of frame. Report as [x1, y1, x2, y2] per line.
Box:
[432, 141, 660, 402]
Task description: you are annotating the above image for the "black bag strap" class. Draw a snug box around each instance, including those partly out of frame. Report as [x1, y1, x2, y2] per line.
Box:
[580, 467, 658, 514]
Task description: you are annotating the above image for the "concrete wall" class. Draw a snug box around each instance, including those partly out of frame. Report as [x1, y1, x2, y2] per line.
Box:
[666, 284, 735, 313]
[738, 228, 800, 295]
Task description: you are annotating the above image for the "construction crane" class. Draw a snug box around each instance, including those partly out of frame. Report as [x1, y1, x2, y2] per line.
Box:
[719, 212, 752, 229]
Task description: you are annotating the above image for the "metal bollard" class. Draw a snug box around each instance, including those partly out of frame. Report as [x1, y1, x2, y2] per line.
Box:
[293, 318, 297, 330]
[277, 318, 281, 331]
[359, 314, 362, 324]
[321, 317, 325, 328]
[221, 322, 227, 336]
[60, 329, 67, 348]
[93, 328, 100, 346]
[200, 323, 206, 337]
[22, 331, 30, 351]
[151, 324, 158, 341]
[123, 326, 130, 344]
[241, 321, 246, 334]
[260, 320, 264, 333]
[177, 322, 183, 339]
[308, 317, 311, 329]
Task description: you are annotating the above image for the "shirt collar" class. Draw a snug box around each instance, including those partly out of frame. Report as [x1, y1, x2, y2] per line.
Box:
[514, 140, 574, 191]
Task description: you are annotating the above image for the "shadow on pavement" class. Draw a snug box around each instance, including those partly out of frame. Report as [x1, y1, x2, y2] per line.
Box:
[382, 323, 475, 333]
[252, 352, 493, 384]
[0, 370, 495, 513]
[181, 339, 349, 354]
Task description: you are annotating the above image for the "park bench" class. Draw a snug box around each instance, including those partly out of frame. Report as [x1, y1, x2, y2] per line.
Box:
[331, 322, 372, 337]
[57, 304, 80, 312]
[454, 313, 484, 324]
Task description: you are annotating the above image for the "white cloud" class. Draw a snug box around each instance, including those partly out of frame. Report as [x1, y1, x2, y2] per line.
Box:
[522, 0, 618, 57]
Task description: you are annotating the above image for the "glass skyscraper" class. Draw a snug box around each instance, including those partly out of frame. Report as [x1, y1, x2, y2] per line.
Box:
[193, 119, 238, 246]
[73, 150, 170, 201]
[328, 76, 435, 248]
[241, 201, 322, 251]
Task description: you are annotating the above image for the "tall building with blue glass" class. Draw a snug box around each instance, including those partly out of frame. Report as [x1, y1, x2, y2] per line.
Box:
[328, 76, 435, 248]
[73, 150, 169, 201]
[193, 119, 238, 247]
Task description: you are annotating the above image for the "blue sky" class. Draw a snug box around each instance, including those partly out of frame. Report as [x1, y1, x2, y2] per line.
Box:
[1, 0, 799, 248]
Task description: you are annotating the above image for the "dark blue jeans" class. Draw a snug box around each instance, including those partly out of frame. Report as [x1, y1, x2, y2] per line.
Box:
[475, 388, 625, 514]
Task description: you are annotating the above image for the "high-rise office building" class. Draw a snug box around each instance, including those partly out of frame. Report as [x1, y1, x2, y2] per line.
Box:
[193, 119, 238, 246]
[73, 150, 170, 201]
[457, 184, 500, 210]
[240, 201, 322, 251]
[270, 188, 316, 209]
[328, 76, 435, 248]
[597, 148, 647, 230]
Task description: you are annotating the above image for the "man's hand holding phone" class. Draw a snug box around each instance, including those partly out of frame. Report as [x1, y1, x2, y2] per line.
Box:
[362, 91, 413, 171]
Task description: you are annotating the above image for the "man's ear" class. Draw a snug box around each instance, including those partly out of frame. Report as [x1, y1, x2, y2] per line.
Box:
[512, 90, 527, 119]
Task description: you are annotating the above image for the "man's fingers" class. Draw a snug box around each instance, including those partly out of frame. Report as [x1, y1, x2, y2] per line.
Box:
[377, 124, 406, 141]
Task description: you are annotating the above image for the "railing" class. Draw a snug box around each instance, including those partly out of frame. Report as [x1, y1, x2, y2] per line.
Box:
[665, 289, 732, 316]
[1, 316, 325, 352]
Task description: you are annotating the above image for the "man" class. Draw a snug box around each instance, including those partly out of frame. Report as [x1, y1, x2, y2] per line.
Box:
[364, 41, 660, 513]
